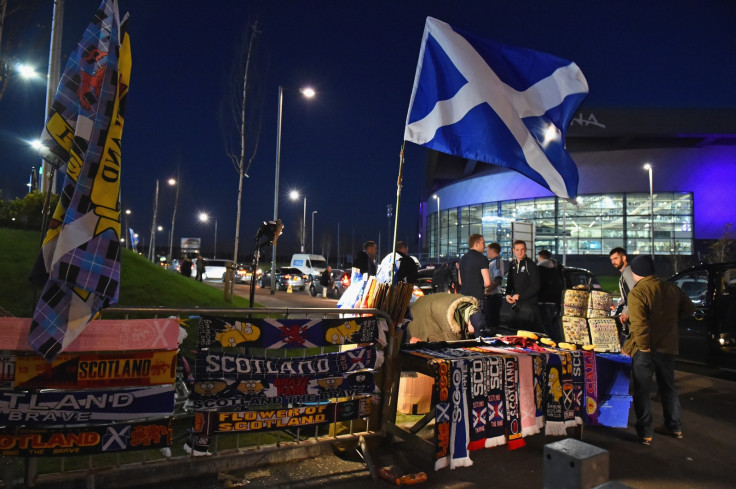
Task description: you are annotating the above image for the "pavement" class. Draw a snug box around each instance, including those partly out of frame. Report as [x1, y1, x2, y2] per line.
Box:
[151, 366, 736, 489]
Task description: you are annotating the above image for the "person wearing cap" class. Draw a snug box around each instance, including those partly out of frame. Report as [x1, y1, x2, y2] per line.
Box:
[624, 255, 695, 446]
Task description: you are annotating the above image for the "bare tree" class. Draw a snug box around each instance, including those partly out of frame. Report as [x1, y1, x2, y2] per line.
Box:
[320, 233, 333, 264]
[219, 18, 267, 300]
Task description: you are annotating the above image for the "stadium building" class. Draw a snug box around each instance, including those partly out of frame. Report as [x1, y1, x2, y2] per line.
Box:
[419, 108, 736, 274]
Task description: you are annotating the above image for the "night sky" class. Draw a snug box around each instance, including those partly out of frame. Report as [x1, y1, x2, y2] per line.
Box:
[2, 0, 735, 263]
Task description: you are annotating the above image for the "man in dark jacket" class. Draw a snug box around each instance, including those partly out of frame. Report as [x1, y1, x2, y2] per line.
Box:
[505, 240, 541, 331]
[624, 255, 695, 446]
[354, 241, 377, 276]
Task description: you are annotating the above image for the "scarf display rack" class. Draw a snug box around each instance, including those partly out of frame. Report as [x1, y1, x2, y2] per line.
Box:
[384, 337, 632, 471]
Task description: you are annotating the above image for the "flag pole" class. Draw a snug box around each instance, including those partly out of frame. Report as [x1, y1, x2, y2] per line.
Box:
[388, 142, 405, 287]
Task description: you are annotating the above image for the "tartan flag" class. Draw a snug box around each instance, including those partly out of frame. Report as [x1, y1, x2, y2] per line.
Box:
[405, 17, 588, 199]
[29, 0, 131, 361]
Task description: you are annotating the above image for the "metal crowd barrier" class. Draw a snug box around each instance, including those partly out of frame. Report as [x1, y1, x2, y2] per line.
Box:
[2, 306, 399, 489]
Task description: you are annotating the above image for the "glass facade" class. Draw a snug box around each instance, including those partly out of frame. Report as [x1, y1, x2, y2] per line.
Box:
[427, 192, 693, 259]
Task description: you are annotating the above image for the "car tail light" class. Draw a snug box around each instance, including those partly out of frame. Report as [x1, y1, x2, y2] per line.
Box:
[341, 275, 350, 287]
[302, 275, 308, 280]
[283, 274, 291, 279]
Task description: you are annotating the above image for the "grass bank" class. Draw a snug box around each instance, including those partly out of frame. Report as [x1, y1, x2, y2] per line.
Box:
[0, 227, 252, 318]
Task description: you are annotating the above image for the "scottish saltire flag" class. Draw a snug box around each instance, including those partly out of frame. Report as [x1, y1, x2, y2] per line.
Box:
[405, 17, 588, 199]
[30, 0, 131, 361]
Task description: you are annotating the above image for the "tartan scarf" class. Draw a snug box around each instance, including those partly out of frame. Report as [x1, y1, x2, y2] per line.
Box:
[544, 352, 566, 436]
[582, 350, 599, 425]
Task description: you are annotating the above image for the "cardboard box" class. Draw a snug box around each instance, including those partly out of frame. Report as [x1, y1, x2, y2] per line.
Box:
[397, 372, 434, 415]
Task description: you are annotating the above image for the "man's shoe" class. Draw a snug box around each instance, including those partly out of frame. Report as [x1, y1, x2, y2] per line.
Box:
[655, 425, 683, 439]
[640, 437, 653, 446]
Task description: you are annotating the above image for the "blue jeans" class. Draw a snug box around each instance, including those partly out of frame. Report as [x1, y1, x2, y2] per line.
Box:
[631, 350, 682, 438]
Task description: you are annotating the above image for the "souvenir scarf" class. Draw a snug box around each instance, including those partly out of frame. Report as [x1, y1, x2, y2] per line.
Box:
[582, 350, 599, 425]
[544, 352, 566, 436]
[570, 350, 585, 426]
[560, 351, 576, 428]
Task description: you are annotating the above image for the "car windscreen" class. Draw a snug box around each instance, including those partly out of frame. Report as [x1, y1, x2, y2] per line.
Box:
[309, 259, 328, 269]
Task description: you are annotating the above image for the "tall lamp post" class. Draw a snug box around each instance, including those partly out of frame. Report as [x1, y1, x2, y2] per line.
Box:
[289, 190, 307, 252]
[124, 209, 132, 250]
[644, 163, 654, 258]
[432, 194, 440, 261]
[198, 212, 217, 258]
[271, 85, 315, 294]
[148, 179, 160, 262]
[311, 211, 318, 253]
[167, 177, 179, 264]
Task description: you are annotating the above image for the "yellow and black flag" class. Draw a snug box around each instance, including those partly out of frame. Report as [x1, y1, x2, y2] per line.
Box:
[30, 0, 131, 361]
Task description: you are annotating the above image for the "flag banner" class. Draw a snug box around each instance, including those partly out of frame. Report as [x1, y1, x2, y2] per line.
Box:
[0, 418, 171, 457]
[30, 0, 132, 361]
[12, 350, 176, 389]
[405, 17, 588, 198]
[0, 317, 179, 352]
[202, 397, 370, 435]
[194, 347, 379, 381]
[198, 316, 386, 349]
[0, 385, 175, 426]
[186, 371, 376, 411]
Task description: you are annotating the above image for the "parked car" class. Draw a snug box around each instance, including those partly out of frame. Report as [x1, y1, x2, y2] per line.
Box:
[499, 266, 602, 328]
[668, 262, 736, 366]
[258, 267, 308, 291]
[192, 258, 235, 282]
[234, 264, 263, 284]
[309, 269, 351, 299]
[416, 267, 436, 295]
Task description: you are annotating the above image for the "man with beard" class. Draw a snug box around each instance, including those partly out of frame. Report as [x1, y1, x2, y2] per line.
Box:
[609, 247, 637, 336]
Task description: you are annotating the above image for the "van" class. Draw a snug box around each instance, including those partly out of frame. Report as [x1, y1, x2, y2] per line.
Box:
[290, 254, 328, 280]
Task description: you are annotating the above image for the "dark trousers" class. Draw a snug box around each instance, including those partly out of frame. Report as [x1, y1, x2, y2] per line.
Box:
[509, 300, 541, 332]
[631, 350, 682, 438]
[538, 303, 561, 341]
[485, 294, 502, 332]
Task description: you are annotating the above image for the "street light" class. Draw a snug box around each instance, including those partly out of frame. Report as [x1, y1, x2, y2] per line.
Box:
[432, 194, 440, 261]
[167, 177, 179, 264]
[311, 210, 318, 253]
[198, 212, 218, 258]
[289, 190, 307, 253]
[148, 179, 160, 262]
[644, 163, 654, 258]
[271, 85, 316, 294]
[124, 209, 132, 250]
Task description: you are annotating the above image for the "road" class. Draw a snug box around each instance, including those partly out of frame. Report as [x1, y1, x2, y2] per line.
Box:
[210, 279, 340, 309]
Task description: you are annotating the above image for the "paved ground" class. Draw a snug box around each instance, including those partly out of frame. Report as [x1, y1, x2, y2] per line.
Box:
[152, 367, 735, 489]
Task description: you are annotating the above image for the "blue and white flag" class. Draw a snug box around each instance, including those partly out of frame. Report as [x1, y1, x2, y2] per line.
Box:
[405, 17, 588, 199]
